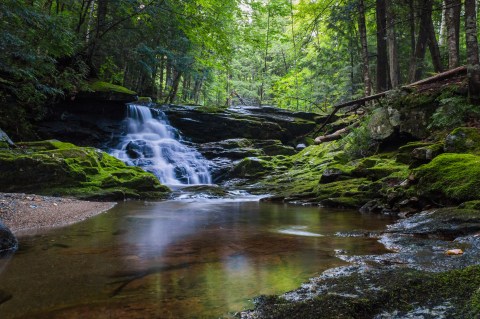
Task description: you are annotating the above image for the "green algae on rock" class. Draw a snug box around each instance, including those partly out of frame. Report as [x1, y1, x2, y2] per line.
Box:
[0, 140, 170, 200]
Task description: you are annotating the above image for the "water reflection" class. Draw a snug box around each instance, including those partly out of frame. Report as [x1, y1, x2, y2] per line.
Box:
[0, 199, 395, 319]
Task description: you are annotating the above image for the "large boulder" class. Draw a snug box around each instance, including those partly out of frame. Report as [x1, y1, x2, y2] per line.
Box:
[0, 140, 170, 200]
[0, 222, 17, 255]
[163, 105, 325, 144]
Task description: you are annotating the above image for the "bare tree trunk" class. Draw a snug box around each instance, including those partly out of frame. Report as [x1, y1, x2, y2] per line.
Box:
[376, 0, 389, 92]
[427, 17, 443, 73]
[260, 4, 271, 106]
[465, 0, 480, 103]
[446, 0, 461, 68]
[157, 56, 165, 100]
[166, 71, 182, 104]
[407, 0, 416, 79]
[358, 0, 371, 96]
[439, 0, 447, 46]
[409, 0, 432, 82]
[386, 0, 400, 87]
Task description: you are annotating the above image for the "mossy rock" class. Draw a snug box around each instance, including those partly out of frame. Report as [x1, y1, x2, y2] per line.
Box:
[444, 127, 480, 153]
[414, 153, 480, 203]
[230, 157, 276, 178]
[0, 140, 170, 200]
[459, 200, 480, 210]
[315, 178, 375, 208]
[88, 81, 136, 95]
[244, 265, 480, 319]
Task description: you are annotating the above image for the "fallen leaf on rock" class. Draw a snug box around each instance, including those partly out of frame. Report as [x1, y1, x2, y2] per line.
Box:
[445, 249, 463, 255]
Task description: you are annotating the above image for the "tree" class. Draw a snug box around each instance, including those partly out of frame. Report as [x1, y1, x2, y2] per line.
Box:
[465, 0, 480, 103]
[376, 0, 389, 92]
[358, 0, 371, 96]
[386, 0, 400, 87]
[445, 0, 461, 68]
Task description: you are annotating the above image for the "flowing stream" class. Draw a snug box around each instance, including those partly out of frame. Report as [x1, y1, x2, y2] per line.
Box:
[0, 198, 395, 318]
[110, 104, 211, 185]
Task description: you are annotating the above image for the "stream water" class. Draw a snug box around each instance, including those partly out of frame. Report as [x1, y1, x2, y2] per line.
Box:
[0, 197, 395, 319]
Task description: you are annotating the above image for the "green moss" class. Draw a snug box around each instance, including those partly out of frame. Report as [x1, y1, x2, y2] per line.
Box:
[136, 96, 152, 103]
[88, 80, 136, 95]
[247, 265, 480, 319]
[445, 127, 480, 153]
[414, 153, 480, 203]
[459, 200, 480, 210]
[0, 140, 170, 200]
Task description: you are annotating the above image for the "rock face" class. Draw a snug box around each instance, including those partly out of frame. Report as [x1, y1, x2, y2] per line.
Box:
[0, 140, 170, 200]
[0, 222, 17, 255]
[163, 105, 324, 144]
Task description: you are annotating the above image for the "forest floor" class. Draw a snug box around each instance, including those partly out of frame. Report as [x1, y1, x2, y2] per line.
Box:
[0, 193, 115, 236]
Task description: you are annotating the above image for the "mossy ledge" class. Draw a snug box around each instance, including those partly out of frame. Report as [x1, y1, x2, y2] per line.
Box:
[243, 265, 480, 319]
[0, 140, 170, 200]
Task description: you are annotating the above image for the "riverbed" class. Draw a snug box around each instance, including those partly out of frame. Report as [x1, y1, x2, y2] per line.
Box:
[0, 197, 395, 318]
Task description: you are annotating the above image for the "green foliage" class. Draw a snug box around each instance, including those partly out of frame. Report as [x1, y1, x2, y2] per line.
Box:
[429, 96, 480, 129]
[342, 123, 378, 160]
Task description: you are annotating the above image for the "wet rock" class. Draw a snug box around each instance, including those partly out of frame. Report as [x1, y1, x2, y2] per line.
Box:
[444, 127, 480, 153]
[163, 105, 323, 144]
[125, 140, 155, 159]
[0, 222, 17, 254]
[0, 128, 14, 148]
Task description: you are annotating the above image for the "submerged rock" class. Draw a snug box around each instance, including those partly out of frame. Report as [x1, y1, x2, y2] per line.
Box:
[0, 140, 170, 200]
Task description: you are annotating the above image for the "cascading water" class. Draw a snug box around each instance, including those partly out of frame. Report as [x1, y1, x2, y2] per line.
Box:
[110, 104, 211, 185]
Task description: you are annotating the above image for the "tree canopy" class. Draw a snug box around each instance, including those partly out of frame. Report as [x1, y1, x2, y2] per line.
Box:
[1, 0, 480, 118]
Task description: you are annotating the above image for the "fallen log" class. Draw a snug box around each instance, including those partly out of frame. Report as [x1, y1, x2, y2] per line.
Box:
[314, 66, 468, 138]
[314, 122, 359, 144]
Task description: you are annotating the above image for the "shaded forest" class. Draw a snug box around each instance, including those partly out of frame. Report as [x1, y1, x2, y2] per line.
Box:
[1, 0, 480, 131]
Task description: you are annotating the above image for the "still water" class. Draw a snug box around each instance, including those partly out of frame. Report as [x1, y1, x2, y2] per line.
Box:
[0, 197, 394, 318]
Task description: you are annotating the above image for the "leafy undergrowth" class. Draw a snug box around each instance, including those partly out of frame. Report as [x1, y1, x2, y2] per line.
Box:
[0, 140, 169, 200]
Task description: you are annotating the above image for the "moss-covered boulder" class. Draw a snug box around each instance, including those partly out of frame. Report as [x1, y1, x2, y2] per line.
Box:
[414, 153, 480, 203]
[0, 140, 170, 200]
[444, 127, 480, 153]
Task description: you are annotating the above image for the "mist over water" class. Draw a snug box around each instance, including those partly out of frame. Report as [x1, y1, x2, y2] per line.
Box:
[110, 104, 211, 185]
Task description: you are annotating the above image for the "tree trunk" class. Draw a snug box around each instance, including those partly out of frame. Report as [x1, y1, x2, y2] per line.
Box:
[427, 17, 443, 73]
[358, 0, 371, 96]
[408, 0, 416, 72]
[166, 71, 182, 104]
[446, 0, 461, 68]
[465, 0, 480, 103]
[376, 0, 389, 92]
[409, 0, 432, 82]
[386, 0, 400, 87]
[439, 0, 447, 46]
[157, 56, 165, 100]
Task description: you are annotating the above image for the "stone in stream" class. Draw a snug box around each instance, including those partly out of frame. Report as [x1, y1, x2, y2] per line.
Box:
[0, 222, 17, 255]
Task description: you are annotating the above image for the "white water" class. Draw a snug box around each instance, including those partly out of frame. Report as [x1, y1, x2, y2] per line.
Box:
[110, 104, 211, 185]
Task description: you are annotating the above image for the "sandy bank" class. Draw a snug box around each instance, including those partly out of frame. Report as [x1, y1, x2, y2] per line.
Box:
[0, 193, 115, 235]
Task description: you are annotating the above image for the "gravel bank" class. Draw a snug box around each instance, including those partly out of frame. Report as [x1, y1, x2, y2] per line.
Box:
[0, 193, 115, 235]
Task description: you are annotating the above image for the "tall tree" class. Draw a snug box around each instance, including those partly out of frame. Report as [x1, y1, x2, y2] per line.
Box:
[386, 0, 400, 87]
[358, 0, 371, 96]
[465, 0, 480, 103]
[445, 0, 461, 68]
[376, 0, 389, 92]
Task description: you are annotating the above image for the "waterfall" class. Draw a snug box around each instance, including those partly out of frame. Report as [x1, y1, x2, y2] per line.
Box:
[110, 104, 211, 185]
